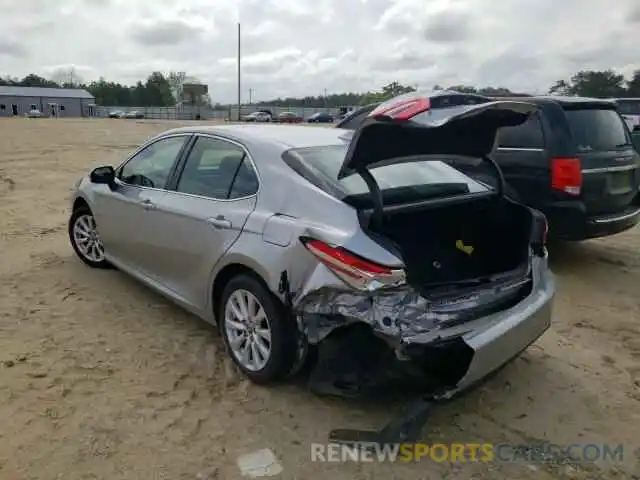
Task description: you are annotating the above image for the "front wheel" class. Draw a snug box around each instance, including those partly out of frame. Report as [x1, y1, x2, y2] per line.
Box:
[219, 275, 298, 384]
[68, 205, 111, 268]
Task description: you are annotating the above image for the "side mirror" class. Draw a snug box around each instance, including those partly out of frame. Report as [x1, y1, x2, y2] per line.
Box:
[90, 166, 115, 188]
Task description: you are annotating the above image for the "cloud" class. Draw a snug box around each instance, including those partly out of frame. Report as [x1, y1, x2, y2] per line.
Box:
[423, 10, 474, 43]
[628, 4, 640, 23]
[0, 39, 27, 57]
[0, 0, 637, 102]
[130, 20, 207, 46]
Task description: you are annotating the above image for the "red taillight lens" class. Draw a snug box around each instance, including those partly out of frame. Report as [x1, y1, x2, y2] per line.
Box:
[551, 157, 582, 196]
[370, 97, 431, 121]
[301, 237, 406, 291]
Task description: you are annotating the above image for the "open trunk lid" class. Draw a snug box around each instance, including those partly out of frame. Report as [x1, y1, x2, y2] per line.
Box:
[337, 96, 538, 181]
[336, 95, 538, 223]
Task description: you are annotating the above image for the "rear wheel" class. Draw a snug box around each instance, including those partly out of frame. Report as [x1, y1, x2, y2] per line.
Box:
[219, 275, 298, 384]
[68, 205, 111, 268]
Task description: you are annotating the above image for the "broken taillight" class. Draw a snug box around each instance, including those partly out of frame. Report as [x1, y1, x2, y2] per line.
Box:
[369, 97, 431, 121]
[551, 157, 582, 196]
[300, 237, 406, 291]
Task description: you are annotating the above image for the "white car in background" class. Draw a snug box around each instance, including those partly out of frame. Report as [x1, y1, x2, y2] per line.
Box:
[26, 109, 43, 118]
[242, 111, 272, 122]
[124, 111, 145, 119]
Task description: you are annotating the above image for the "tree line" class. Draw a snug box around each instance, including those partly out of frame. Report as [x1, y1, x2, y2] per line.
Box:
[0, 69, 177, 107]
[1, 67, 639, 108]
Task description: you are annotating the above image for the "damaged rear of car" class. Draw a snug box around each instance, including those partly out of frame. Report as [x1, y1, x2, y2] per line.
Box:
[284, 96, 555, 398]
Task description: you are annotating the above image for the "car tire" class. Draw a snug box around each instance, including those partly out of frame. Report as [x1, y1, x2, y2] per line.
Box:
[219, 274, 298, 384]
[68, 205, 111, 269]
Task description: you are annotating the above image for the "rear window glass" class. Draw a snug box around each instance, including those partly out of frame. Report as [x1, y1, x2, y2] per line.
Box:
[565, 109, 630, 152]
[284, 145, 488, 198]
[495, 114, 545, 149]
[616, 100, 640, 115]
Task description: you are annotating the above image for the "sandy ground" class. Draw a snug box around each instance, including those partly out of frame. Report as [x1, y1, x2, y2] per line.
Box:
[0, 118, 639, 480]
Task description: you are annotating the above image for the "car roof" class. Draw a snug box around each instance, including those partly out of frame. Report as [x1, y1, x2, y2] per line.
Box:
[160, 124, 349, 149]
[491, 95, 616, 106]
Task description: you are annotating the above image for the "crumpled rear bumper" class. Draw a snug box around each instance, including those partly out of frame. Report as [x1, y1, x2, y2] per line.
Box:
[295, 256, 555, 397]
[439, 268, 553, 395]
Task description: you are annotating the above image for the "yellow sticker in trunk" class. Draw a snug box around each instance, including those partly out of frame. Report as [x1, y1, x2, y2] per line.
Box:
[456, 240, 474, 256]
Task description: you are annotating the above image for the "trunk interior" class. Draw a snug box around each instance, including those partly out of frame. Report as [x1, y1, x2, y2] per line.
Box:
[369, 196, 533, 289]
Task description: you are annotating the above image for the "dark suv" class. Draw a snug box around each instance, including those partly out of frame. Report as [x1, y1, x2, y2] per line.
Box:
[337, 93, 640, 241]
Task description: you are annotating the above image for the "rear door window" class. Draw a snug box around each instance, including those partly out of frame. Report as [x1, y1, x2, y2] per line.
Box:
[495, 113, 545, 149]
[175, 136, 258, 199]
[564, 108, 630, 152]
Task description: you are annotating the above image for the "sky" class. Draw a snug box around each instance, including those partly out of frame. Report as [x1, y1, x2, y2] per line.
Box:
[1, 0, 639, 103]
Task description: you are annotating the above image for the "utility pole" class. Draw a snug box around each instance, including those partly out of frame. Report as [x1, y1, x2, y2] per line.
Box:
[323, 88, 327, 108]
[237, 22, 241, 121]
[249, 88, 253, 105]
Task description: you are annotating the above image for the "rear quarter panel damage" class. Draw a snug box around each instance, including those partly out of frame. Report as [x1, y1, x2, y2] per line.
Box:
[292, 258, 538, 348]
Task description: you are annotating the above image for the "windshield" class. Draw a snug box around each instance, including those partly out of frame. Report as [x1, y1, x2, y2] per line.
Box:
[565, 108, 631, 151]
[285, 145, 489, 199]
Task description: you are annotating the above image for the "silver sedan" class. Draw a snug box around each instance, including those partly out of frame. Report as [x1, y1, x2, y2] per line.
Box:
[68, 95, 555, 396]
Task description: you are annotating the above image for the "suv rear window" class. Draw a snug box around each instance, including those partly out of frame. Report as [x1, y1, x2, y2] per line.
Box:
[616, 100, 640, 115]
[283, 145, 489, 204]
[565, 108, 630, 152]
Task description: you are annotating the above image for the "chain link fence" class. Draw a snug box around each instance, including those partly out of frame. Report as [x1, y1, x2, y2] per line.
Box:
[94, 105, 352, 121]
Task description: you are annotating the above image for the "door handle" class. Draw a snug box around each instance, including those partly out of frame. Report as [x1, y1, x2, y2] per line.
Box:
[139, 198, 156, 210]
[208, 215, 232, 229]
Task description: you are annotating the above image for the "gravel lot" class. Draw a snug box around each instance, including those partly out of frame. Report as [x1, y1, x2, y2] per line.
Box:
[0, 118, 639, 480]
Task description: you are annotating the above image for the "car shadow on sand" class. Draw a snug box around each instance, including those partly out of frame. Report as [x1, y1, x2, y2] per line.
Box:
[548, 237, 638, 277]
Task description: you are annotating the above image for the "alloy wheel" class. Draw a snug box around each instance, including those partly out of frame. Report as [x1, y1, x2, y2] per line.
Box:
[72, 214, 105, 263]
[224, 289, 272, 371]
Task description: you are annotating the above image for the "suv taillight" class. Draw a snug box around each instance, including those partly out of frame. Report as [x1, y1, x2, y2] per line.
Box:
[300, 237, 406, 291]
[551, 157, 582, 196]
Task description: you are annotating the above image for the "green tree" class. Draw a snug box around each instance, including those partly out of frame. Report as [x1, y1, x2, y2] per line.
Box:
[5, 74, 59, 87]
[167, 71, 187, 102]
[144, 72, 175, 106]
[381, 81, 416, 98]
[49, 67, 84, 88]
[357, 82, 417, 105]
[625, 70, 640, 97]
[447, 85, 478, 94]
[548, 70, 627, 97]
